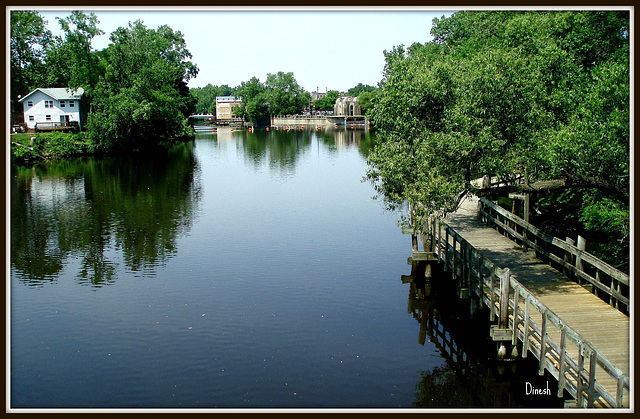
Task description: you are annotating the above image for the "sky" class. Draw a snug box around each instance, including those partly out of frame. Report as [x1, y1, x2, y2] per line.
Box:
[31, 7, 456, 93]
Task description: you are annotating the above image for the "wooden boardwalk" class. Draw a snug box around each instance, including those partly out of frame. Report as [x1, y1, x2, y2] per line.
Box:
[409, 195, 631, 408]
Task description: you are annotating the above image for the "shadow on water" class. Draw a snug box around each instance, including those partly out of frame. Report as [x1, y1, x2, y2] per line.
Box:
[403, 260, 568, 409]
[10, 141, 202, 287]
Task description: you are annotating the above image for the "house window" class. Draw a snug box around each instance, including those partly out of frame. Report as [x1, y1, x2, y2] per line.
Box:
[45, 100, 53, 108]
[29, 116, 34, 121]
[46, 115, 51, 121]
[27, 101, 33, 107]
[69, 101, 75, 108]
[60, 101, 66, 108]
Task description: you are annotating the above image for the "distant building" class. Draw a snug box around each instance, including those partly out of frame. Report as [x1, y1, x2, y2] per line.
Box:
[215, 96, 242, 120]
[19, 87, 87, 130]
[334, 96, 361, 117]
[311, 86, 327, 101]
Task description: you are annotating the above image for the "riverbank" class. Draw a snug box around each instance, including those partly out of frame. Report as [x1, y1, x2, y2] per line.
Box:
[10, 132, 95, 165]
[10, 131, 196, 166]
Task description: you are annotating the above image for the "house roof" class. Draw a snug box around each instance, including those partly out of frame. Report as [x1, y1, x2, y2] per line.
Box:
[19, 87, 84, 102]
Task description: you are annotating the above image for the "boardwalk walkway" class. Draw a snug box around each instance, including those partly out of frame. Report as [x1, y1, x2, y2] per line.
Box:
[438, 195, 630, 408]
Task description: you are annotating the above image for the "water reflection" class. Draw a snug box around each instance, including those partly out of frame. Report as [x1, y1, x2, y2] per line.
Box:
[403, 260, 566, 408]
[192, 126, 377, 182]
[10, 142, 201, 287]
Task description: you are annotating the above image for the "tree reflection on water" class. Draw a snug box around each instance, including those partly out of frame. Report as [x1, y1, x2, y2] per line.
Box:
[404, 259, 567, 409]
[10, 141, 201, 287]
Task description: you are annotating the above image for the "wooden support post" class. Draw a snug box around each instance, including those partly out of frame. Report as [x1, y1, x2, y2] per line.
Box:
[443, 229, 449, 272]
[587, 351, 597, 408]
[452, 239, 457, 281]
[577, 344, 585, 407]
[539, 310, 548, 376]
[564, 237, 575, 278]
[409, 203, 418, 251]
[522, 297, 530, 358]
[511, 284, 520, 349]
[459, 242, 470, 299]
[436, 219, 446, 260]
[498, 268, 510, 330]
[482, 175, 490, 190]
[477, 254, 483, 300]
[558, 327, 567, 397]
[616, 375, 626, 408]
[431, 218, 437, 254]
[490, 268, 512, 345]
[489, 268, 496, 321]
[422, 231, 428, 253]
[523, 193, 530, 224]
[576, 235, 586, 285]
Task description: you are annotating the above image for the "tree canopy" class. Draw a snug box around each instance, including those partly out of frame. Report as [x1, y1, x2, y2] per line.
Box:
[10, 11, 52, 104]
[365, 11, 629, 269]
[88, 20, 198, 149]
[10, 11, 198, 151]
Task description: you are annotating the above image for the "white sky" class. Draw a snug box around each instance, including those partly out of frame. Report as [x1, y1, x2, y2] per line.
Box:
[30, 7, 456, 93]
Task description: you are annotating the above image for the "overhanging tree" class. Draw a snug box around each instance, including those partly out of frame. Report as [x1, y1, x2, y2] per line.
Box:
[366, 10, 629, 269]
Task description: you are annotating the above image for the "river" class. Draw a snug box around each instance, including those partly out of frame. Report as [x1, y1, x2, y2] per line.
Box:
[9, 127, 565, 410]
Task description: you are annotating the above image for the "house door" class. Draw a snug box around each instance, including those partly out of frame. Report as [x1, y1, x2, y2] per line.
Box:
[60, 115, 70, 123]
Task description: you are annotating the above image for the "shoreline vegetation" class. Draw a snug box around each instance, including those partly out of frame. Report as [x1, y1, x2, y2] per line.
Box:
[10, 10, 629, 274]
[10, 131, 196, 165]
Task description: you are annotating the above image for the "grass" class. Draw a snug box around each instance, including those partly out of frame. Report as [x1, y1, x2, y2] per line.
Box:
[10, 131, 95, 165]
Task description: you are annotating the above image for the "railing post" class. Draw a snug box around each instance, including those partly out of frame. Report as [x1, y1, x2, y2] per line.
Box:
[489, 265, 496, 321]
[512, 284, 520, 353]
[443, 228, 449, 272]
[522, 297, 530, 358]
[539, 310, 548, 376]
[565, 237, 575, 278]
[616, 375, 625, 408]
[558, 327, 567, 397]
[587, 350, 596, 407]
[499, 268, 510, 331]
[577, 343, 585, 407]
[576, 235, 586, 274]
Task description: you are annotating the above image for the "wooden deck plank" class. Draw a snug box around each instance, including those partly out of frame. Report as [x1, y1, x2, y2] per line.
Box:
[441, 195, 630, 408]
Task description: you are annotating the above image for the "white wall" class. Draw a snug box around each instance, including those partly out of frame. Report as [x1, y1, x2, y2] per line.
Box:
[23, 91, 82, 129]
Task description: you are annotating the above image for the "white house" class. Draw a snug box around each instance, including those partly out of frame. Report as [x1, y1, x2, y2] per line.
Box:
[19, 87, 86, 130]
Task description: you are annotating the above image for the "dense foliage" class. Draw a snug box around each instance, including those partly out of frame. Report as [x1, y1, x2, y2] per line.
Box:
[231, 72, 311, 126]
[88, 20, 198, 149]
[10, 11, 52, 112]
[190, 84, 235, 114]
[313, 90, 341, 112]
[10, 11, 198, 151]
[366, 11, 629, 269]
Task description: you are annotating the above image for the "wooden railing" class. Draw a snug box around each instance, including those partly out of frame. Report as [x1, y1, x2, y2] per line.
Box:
[478, 197, 629, 314]
[416, 218, 631, 408]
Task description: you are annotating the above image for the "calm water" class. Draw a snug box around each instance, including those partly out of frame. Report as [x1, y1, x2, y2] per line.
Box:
[10, 127, 564, 410]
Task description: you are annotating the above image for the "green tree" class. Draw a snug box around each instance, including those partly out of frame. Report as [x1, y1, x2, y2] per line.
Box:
[366, 11, 629, 269]
[56, 11, 104, 91]
[357, 90, 377, 116]
[191, 83, 234, 114]
[10, 11, 52, 104]
[314, 90, 341, 112]
[264, 71, 308, 116]
[235, 76, 270, 126]
[88, 20, 199, 149]
[347, 82, 376, 96]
